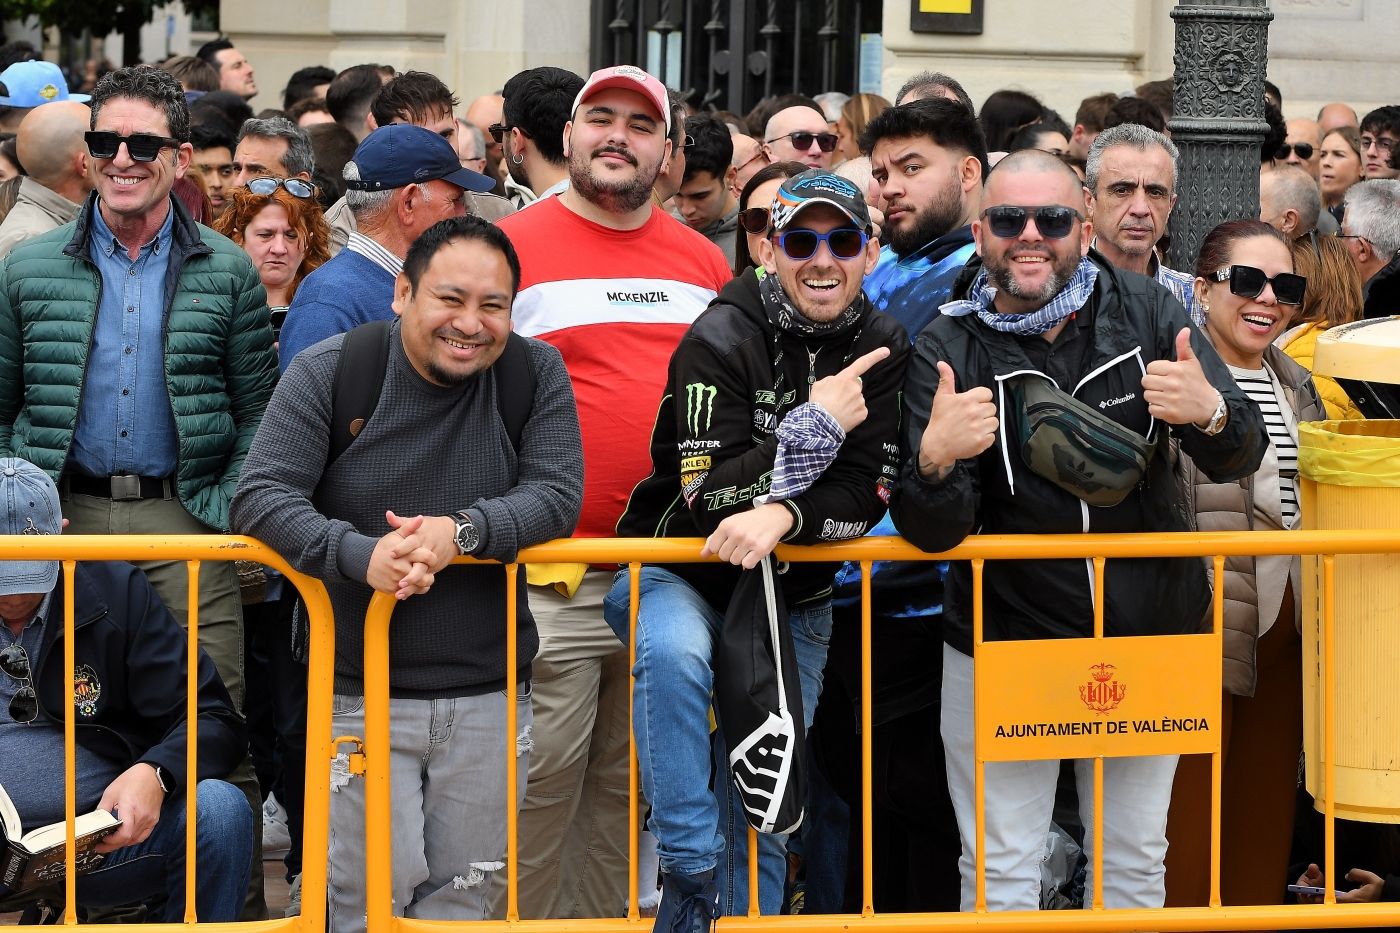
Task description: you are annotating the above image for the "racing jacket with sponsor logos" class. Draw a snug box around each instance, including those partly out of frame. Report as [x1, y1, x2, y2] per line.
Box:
[616, 270, 909, 610]
[890, 250, 1267, 657]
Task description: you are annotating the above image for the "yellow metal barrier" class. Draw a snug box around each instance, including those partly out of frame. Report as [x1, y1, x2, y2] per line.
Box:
[354, 531, 1400, 933]
[0, 535, 334, 933]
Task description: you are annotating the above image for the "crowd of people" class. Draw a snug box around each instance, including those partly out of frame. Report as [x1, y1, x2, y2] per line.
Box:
[0, 31, 1397, 933]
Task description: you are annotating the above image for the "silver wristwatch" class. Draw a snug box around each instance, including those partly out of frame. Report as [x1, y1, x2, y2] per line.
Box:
[1197, 392, 1228, 437]
[453, 511, 481, 556]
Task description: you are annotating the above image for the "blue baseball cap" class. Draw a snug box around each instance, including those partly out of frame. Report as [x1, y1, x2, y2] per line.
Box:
[0, 459, 61, 597]
[0, 60, 89, 107]
[769, 169, 872, 234]
[344, 123, 495, 194]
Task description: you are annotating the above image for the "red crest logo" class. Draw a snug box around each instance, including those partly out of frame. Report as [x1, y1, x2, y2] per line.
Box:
[1079, 662, 1126, 714]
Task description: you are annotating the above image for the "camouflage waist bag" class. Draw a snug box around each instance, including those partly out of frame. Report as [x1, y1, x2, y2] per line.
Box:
[1009, 375, 1153, 508]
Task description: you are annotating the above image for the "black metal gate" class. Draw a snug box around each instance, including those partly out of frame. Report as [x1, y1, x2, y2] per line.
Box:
[588, 1, 882, 117]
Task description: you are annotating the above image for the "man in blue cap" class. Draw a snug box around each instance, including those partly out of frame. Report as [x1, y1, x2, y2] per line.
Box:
[0, 60, 88, 133]
[277, 122, 496, 369]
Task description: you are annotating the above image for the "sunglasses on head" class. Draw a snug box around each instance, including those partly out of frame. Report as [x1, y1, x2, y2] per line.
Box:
[246, 177, 316, 199]
[980, 205, 1083, 240]
[1, 642, 37, 725]
[85, 131, 181, 163]
[737, 206, 770, 235]
[1275, 142, 1314, 161]
[1213, 264, 1306, 306]
[768, 131, 838, 153]
[774, 227, 868, 261]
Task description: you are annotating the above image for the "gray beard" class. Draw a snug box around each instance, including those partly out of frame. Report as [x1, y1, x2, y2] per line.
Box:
[986, 251, 1080, 305]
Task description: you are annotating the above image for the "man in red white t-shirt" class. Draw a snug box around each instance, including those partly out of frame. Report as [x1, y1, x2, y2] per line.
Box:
[496, 66, 731, 919]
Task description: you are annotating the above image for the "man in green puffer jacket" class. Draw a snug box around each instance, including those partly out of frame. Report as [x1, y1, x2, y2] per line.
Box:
[0, 64, 275, 918]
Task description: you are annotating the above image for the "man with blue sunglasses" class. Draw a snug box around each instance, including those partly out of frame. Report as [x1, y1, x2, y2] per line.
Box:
[608, 169, 908, 931]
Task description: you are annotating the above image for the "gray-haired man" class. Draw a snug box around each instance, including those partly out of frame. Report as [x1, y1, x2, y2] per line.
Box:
[232, 115, 314, 188]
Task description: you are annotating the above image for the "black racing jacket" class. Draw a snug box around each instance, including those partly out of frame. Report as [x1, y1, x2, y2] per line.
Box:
[617, 271, 910, 610]
[891, 251, 1268, 656]
[31, 562, 246, 794]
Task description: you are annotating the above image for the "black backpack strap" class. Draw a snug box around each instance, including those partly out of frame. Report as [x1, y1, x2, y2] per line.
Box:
[327, 318, 393, 466]
[494, 331, 536, 453]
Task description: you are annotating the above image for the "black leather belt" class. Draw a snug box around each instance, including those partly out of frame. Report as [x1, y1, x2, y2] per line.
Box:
[63, 473, 174, 501]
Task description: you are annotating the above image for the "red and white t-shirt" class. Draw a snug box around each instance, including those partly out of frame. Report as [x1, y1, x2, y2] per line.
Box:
[499, 197, 732, 539]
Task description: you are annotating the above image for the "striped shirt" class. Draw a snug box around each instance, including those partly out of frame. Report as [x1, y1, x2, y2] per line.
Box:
[1229, 364, 1299, 528]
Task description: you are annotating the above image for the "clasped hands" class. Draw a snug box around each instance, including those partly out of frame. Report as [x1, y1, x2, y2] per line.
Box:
[366, 510, 460, 600]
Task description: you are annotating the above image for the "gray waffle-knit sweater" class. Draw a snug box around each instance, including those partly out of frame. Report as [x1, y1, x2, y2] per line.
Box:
[230, 320, 583, 698]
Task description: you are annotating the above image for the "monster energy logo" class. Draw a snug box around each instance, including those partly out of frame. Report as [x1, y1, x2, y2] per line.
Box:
[685, 382, 717, 434]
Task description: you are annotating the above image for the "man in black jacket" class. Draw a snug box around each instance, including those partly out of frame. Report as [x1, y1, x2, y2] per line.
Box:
[607, 170, 908, 930]
[0, 459, 251, 920]
[891, 149, 1266, 912]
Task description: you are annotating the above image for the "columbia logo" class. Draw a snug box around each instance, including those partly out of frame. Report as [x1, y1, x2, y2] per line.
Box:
[1099, 393, 1136, 410]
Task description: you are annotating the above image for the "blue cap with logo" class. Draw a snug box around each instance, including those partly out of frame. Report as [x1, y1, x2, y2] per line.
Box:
[0, 60, 89, 107]
[344, 123, 496, 194]
[0, 459, 61, 597]
[769, 169, 872, 234]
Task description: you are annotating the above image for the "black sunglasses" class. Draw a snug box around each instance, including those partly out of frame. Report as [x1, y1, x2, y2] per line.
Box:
[488, 122, 523, 144]
[980, 205, 1083, 240]
[246, 176, 316, 199]
[767, 131, 838, 153]
[85, 131, 181, 162]
[1213, 264, 1306, 306]
[737, 206, 770, 235]
[774, 228, 868, 261]
[1, 643, 37, 725]
[1275, 142, 1314, 161]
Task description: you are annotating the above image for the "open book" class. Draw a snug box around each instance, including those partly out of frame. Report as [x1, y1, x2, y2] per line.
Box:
[0, 783, 121, 896]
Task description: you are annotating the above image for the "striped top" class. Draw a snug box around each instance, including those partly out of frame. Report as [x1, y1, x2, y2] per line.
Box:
[1229, 364, 1299, 528]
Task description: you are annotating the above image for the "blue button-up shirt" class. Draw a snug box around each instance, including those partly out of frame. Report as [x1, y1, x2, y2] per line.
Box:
[69, 204, 179, 478]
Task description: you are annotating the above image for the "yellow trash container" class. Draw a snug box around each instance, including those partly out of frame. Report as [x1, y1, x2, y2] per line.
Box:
[1299, 317, 1400, 823]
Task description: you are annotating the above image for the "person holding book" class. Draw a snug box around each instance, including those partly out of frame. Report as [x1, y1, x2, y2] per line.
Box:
[0, 458, 252, 920]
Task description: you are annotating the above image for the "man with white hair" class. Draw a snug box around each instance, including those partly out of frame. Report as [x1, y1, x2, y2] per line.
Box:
[1259, 165, 1324, 240]
[1340, 179, 1400, 318]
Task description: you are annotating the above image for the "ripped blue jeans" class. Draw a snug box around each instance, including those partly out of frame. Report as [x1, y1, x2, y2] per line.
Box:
[326, 689, 533, 932]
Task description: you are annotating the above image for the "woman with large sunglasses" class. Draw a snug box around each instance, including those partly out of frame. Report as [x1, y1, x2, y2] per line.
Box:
[214, 178, 330, 344]
[1163, 219, 1324, 911]
[732, 161, 807, 277]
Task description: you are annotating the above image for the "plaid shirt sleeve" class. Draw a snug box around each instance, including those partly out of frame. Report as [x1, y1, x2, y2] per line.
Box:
[756, 402, 846, 505]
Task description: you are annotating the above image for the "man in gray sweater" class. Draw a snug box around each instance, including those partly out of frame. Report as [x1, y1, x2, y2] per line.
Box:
[230, 216, 582, 930]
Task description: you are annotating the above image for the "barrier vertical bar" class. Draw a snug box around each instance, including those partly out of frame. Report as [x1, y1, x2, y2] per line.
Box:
[859, 560, 874, 918]
[1322, 554, 1336, 906]
[1209, 554, 1225, 908]
[365, 591, 394, 933]
[627, 563, 641, 921]
[505, 563, 520, 923]
[971, 557, 986, 913]
[62, 559, 77, 925]
[298, 574, 333, 933]
[183, 561, 200, 923]
[1090, 557, 1105, 911]
[747, 824, 759, 917]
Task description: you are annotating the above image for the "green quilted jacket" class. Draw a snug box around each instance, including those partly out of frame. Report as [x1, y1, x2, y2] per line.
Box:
[0, 193, 276, 531]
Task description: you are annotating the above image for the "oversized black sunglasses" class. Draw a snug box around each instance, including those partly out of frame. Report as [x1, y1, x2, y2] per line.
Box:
[246, 177, 316, 199]
[980, 205, 1083, 240]
[737, 207, 770, 235]
[1275, 142, 1314, 161]
[1, 642, 37, 725]
[774, 228, 868, 261]
[1213, 265, 1306, 306]
[85, 131, 181, 162]
[767, 131, 838, 153]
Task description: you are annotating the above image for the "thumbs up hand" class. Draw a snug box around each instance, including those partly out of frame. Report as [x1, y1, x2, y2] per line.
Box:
[809, 347, 890, 432]
[917, 361, 998, 480]
[1141, 327, 1221, 427]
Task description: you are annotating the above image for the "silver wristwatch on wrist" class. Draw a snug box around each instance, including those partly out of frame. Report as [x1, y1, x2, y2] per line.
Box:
[1197, 392, 1228, 436]
[453, 511, 481, 556]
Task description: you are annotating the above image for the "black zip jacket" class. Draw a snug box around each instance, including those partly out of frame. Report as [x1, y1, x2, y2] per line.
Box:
[617, 271, 909, 610]
[891, 251, 1268, 656]
[30, 562, 246, 794]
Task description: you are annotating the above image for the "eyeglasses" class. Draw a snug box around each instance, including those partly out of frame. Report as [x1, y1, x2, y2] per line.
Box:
[734, 150, 770, 175]
[1276, 142, 1314, 161]
[1213, 264, 1306, 306]
[246, 177, 316, 199]
[773, 227, 868, 261]
[766, 131, 838, 153]
[1361, 134, 1397, 154]
[488, 123, 511, 144]
[1, 643, 37, 725]
[737, 206, 770, 235]
[980, 205, 1083, 240]
[85, 131, 181, 162]
[681, 134, 696, 149]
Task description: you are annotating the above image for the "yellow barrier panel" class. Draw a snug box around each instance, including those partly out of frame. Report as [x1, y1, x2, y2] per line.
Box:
[354, 531, 1400, 933]
[0, 535, 335, 933]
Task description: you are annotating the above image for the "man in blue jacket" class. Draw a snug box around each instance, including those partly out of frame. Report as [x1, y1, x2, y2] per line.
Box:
[0, 459, 251, 920]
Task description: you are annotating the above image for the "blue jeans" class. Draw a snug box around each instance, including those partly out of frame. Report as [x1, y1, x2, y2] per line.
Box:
[603, 566, 831, 916]
[78, 778, 252, 922]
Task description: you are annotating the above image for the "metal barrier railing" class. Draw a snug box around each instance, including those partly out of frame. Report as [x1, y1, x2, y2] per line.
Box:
[357, 531, 1400, 933]
[0, 535, 334, 932]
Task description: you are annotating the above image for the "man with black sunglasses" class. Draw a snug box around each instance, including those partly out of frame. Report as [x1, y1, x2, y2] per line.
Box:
[763, 104, 836, 171]
[892, 148, 1265, 915]
[0, 458, 252, 920]
[1282, 118, 1323, 181]
[610, 169, 908, 927]
[0, 64, 276, 917]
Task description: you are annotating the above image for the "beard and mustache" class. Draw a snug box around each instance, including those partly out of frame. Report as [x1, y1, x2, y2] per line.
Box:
[567, 144, 662, 214]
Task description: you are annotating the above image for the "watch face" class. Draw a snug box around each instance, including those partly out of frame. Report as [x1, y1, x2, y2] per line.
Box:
[455, 518, 479, 554]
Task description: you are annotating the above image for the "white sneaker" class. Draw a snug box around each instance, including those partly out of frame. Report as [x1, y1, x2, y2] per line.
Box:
[262, 793, 291, 859]
[284, 873, 302, 918]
